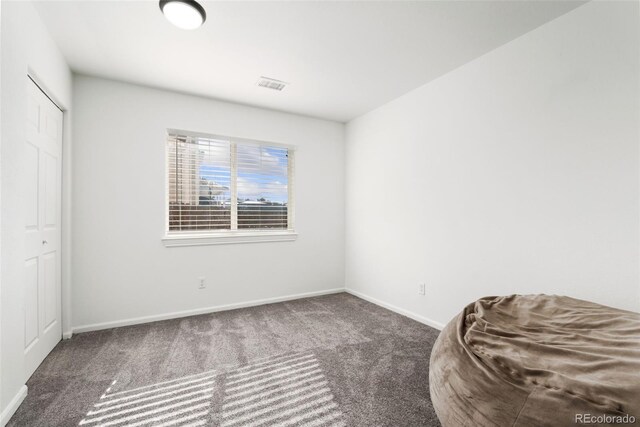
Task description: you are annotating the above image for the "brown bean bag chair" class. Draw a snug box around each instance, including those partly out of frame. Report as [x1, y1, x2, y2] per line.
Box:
[429, 295, 640, 426]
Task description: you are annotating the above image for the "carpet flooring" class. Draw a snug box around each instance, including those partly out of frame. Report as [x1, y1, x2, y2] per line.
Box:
[8, 292, 441, 427]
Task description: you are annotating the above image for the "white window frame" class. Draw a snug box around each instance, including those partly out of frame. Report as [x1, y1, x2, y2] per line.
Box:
[162, 129, 297, 247]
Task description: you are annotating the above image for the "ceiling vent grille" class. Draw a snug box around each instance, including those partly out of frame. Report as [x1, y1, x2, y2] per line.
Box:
[257, 77, 288, 91]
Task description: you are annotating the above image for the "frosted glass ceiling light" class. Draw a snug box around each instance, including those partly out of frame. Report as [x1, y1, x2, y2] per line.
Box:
[160, 0, 206, 30]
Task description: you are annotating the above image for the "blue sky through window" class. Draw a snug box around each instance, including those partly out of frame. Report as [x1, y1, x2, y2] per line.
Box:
[199, 145, 288, 204]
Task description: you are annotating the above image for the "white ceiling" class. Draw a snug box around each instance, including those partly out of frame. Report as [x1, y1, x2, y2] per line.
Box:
[33, 0, 585, 122]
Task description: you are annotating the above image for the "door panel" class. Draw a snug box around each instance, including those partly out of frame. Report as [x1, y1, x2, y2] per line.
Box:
[27, 93, 39, 130]
[44, 152, 57, 227]
[24, 78, 63, 379]
[25, 143, 39, 229]
[45, 115, 58, 141]
[24, 258, 39, 349]
[43, 252, 57, 329]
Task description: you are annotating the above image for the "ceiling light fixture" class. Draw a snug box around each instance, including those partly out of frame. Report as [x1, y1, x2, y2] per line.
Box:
[159, 0, 206, 30]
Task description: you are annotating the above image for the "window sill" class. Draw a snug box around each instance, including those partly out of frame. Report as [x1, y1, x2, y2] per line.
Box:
[162, 230, 298, 247]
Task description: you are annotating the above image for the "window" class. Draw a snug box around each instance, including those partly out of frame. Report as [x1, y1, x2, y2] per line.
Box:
[164, 130, 295, 246]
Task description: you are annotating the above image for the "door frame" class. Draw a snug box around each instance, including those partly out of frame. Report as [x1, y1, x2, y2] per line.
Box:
[26, 70, 72, 342]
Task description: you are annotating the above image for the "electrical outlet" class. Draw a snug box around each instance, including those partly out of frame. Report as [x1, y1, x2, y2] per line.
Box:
[198, 277, 206, 289]
[419, 283, 426, 295]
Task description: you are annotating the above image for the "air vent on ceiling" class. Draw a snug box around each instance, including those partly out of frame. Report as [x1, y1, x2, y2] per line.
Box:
[257, 76, 288, 91]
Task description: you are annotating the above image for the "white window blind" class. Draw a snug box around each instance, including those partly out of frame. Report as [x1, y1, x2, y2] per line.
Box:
[167, 131, 294, 234]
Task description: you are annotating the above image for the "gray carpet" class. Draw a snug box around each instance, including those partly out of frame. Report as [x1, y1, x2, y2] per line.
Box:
[8, 293, 441, 427]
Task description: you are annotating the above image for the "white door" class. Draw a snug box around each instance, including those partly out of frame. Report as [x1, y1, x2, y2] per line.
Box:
[24, 77, 63, 379]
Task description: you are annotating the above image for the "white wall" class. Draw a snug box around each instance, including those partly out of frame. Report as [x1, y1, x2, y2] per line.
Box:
[71, 75, 345, 330]
[345, 0, 640, 327]
[0, 1, 73, 422]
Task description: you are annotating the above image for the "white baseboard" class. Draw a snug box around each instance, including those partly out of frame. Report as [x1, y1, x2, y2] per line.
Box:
[1, 385, 27, 427]
[72, 288, 345, 334]
[345, 288, 445, 330]
[62, 331, 73, 340]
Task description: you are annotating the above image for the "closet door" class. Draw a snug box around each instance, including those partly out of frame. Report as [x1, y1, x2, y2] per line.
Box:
[24, 77, 63, 379]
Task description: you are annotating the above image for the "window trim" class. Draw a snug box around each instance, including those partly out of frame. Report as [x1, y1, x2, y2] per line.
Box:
[162, 230, 298, 247]
[163, 129, 297, 246]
